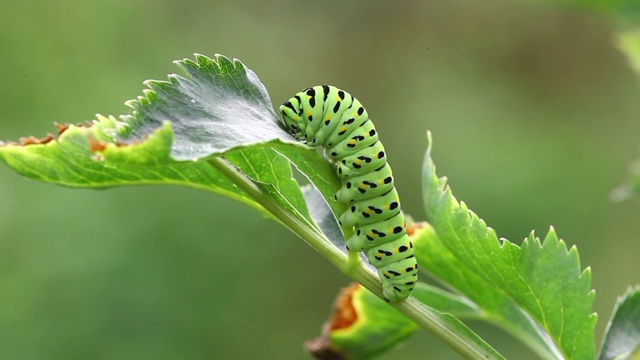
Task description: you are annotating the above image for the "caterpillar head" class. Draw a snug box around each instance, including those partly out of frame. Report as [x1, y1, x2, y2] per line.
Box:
[279, 100, 307, 140]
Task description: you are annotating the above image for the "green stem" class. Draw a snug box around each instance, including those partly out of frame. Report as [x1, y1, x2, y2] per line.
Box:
[208, 156, 347, 268]
[208, 156, 503, 360]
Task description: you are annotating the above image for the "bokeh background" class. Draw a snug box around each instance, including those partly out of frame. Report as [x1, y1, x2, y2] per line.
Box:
[1, 0, 639, 359]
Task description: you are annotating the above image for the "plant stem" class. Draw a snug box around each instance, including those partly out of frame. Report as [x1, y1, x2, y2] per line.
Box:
[208, 156, 504, 360]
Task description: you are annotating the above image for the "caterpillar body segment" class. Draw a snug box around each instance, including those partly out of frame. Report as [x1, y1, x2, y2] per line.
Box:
[279, 85, 417, 302]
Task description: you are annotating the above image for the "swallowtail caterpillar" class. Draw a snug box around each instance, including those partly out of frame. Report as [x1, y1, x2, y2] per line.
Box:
[280, 85, 418, 302]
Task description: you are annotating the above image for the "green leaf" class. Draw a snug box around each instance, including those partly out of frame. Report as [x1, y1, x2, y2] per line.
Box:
[0, 119, 246, 201]
[301, 185, 344, 248]
[422, 133, 596, 360]
[118, 54, 347, 227]
[120, 54, 295, 159]
[0, 117, 309, 227]
[0, 55, 322, 226]
[412, 282, 483, 318]
[412, 222, 562, 359]
[599, 286, 640, 360]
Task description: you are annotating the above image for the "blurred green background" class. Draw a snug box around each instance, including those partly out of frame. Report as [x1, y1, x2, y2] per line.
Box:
[1, 0, 639, 359]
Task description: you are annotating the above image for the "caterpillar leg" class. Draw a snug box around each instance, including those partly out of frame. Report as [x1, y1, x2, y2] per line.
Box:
[346, 250, 362, 275]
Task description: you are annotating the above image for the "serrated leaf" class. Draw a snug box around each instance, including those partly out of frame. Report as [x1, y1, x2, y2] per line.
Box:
[422, 134, 596, 360]
[0, 117, 311, 228]
[120, 53, 295, 160]
[412, 222, 562, 359]
[0, 55, 326, 228]
[0, 118, 250, 201]
[117, 53, 346, 227]
[599, 286, 640, 360]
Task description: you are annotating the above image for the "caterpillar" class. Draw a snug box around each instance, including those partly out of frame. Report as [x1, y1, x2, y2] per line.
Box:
[279, 85, 418, 302]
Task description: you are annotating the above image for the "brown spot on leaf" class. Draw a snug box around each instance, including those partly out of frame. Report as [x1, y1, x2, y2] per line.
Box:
[19, 134, 55, 146]
[89, 135, 129, 153]
[3, 121, 79, 147]
[305, 283, 360, 360]
[75, 121, 93, 128]
[54, 122, 70, 135]
[328, 283, 359, 330]
[88, 136, 107, 153]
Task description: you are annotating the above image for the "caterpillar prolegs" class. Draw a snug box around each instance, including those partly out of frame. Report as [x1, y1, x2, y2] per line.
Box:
[279, 85, 418, 302]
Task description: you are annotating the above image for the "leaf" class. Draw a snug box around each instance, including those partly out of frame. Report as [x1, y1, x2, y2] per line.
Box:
[412, 222, 562, 359]
[599, 286, 640, 360]
[0, 55, 324, 226]
[116, 53, 347, 227]
[119, 54, 347, 228]
[0, 119, 303, 227]
[301, 185, 344, 249]
[422, 133, 597, 360]
[119, 54, 295, 160]
[0, 119, 241, 198]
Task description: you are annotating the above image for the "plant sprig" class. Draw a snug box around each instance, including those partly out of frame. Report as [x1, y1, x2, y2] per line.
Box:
[0, 53, 636, 360]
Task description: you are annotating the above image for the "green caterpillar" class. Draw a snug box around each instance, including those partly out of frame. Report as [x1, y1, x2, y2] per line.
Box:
[279, 85, 418, 302]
